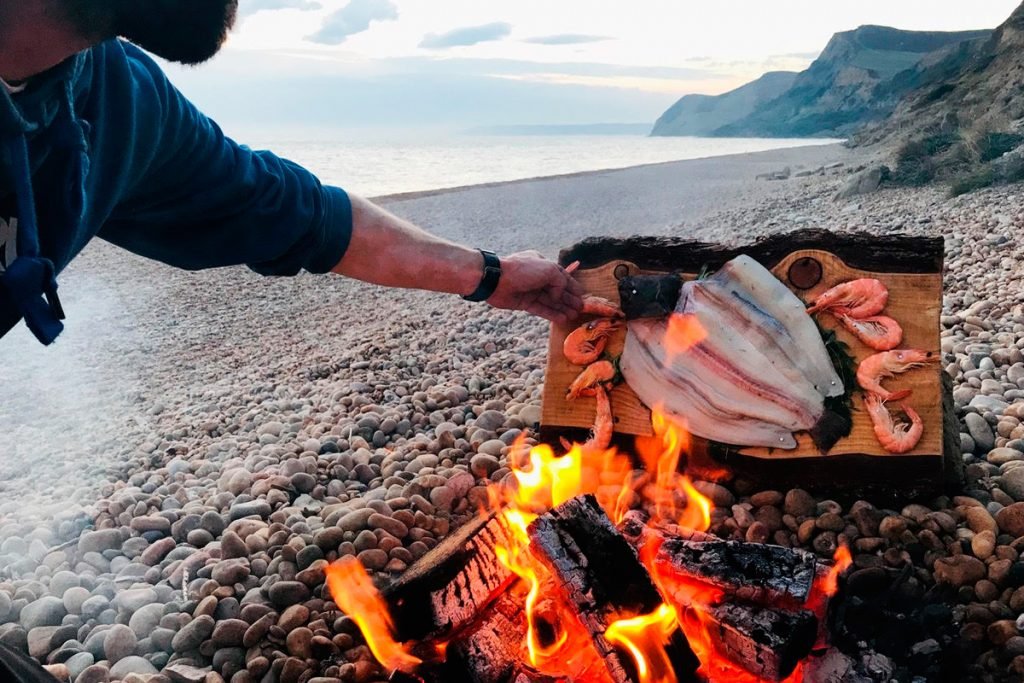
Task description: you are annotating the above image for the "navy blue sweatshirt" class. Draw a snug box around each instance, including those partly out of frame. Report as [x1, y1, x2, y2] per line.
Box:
[0, 40, 353, 345]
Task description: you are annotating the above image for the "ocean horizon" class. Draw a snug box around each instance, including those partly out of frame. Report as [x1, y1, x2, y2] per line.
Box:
[224, 127, 842, 198]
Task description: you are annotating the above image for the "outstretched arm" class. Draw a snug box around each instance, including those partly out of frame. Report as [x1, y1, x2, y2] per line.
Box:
[334, 195, 584, 324]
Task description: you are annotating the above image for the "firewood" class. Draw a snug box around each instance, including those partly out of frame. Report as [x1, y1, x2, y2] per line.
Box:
[383, 511, 517, 641]
[442, 585, 533, 683]
[703, 604, 818, 682]
[527, 495, 702, 683]
[651, 536, 820, 608]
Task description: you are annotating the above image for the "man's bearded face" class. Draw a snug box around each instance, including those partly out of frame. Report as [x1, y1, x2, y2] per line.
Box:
[63, 0, 239, 65]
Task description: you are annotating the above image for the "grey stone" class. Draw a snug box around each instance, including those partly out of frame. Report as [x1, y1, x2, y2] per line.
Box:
[78, 529, 122, 554]
[0, 591, 12, 621]
[20, 596, 66, 630]
[79, 595, 109, 620]
[971, 395, 1010, 414]
[835, 165, 888, 199]
[113, 588, 157, 614]
[129, 603, 165, 639]
[228, 500, 272, 521]
[965, 413, 995, 453]
[109, 655, 158, 678]
[474, 410, 506, 432]
[66, 652, 95, 679]
[49, 571, 80, 597]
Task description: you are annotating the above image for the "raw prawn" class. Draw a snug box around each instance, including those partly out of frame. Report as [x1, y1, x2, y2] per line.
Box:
[864, 395, 923, 454]
[837, 314, 903, 351]
[581, 295, 624, 319]
[807, 279, 888, 318]
[856, 349, 938, 401]
[566, 359, 616, 400]
[564, 261, 625, 318]
[560, 384, 614, 452]
[563, 318, 621, 365]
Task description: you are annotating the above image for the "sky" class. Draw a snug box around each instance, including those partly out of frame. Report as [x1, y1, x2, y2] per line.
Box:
[163, 0, 1022, 132]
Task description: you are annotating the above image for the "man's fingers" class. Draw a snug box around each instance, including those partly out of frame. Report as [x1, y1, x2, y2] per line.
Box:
[565, 274, 586, 298]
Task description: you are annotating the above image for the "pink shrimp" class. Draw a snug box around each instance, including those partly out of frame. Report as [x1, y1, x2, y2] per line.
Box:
[566, 360, 616, 400]
[581, 295, 624, 319]
[560, 384, 613, 452]
[807, 279, 888, 318]
[564, 261, 625, 318]
[837, 314, 903, 351]
[856, 349, 938, 401]
[562, 318, 621, 365]
[864, 395, 923, 454]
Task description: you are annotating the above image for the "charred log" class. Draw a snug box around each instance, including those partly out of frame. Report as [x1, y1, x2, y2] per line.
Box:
[653, 537, 820, 608]
[384, 512, 517, 642]
[527, 495, 702, 683]
[704, 604, 818, 681]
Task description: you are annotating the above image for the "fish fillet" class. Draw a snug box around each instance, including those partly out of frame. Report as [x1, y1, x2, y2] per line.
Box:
[678, 282, 825, 428]
[621, 325, 799, 449]
[712, 255, 844, 397]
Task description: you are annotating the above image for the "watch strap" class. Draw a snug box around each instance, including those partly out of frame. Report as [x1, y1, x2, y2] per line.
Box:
[463, 250, 501, 302]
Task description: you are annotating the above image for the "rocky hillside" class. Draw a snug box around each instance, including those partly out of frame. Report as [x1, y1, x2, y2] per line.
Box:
[651, 71, 796, 137]
[865, 3, 1024, 143]
[655, 25, 990, 138]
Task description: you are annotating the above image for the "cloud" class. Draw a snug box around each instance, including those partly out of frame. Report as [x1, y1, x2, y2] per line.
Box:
[307, 0, 399, 45]
[238, 0, 321, 17]
[420, 22, 512, 49]
[523, 34, 613, 45]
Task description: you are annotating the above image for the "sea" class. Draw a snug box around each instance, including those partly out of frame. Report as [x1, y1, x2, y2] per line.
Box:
[227, 128, 840, 198]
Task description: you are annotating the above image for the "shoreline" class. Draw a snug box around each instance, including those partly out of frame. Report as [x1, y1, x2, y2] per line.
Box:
[369, 140, 849, 203]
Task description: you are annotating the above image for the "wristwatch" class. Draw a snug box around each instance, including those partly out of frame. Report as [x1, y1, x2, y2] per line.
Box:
[463, 249, 502, 302]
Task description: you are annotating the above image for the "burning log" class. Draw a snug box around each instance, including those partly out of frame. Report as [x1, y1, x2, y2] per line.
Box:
[440, 585, 533, 683]
[526, 495, 702, 683]
[652, 536, 820, 608]
[383, 511, 517, 642]
[703, 604, 818, 681]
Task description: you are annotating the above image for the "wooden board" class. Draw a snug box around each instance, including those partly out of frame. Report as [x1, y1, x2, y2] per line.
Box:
[539, 230, 956, 496]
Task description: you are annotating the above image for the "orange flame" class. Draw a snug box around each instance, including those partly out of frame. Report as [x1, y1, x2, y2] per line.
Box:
[820, 545, 853, 597]
[664, 313, 707, 359]
[330, 408, 846, 683]
[324, 558, 422, 673]
[605, 605, 679, 683]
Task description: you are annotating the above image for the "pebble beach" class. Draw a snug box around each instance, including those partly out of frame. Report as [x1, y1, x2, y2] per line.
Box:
[3, 142, 1024, 682]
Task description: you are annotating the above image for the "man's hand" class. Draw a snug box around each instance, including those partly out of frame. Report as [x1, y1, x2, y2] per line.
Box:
[486, 251, 584, 325]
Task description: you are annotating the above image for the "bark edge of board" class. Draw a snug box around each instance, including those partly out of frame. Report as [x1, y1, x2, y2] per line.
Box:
[557, 229, 942, 274]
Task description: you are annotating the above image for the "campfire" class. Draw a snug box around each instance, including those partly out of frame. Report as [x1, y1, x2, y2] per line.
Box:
[322, 413, 852, 683]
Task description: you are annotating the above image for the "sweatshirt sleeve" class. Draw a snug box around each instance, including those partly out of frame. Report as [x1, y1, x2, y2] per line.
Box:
[99, 44, 352, 276]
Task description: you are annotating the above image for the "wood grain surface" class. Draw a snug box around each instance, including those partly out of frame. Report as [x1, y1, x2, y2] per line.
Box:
[541, 250, 943, 461]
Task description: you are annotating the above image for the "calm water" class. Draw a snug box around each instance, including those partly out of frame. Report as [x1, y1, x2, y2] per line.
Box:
[229, 129, 840, 198]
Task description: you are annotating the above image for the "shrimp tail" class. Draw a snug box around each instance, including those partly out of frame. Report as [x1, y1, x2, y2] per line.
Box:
[809, 408, 853, 453]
